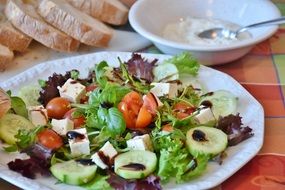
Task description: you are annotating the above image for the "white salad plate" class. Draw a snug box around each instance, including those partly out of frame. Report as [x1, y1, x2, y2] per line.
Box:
[0, 52, 264, 190]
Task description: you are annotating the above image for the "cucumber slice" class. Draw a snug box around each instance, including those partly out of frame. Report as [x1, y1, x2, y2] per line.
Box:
[50, 160, 97, 185]
[199, 90, 237, 119]
[0, 114, 35, 144]
[114, 150, 157, 179]
[186, 126, 228, 157]
[153, 63, 179, 82]
[18, 85, 41, 106]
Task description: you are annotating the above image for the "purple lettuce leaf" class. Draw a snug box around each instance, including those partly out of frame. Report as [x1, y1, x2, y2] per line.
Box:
[38, 72, 71, 106]
[7, 144, 53, 179]
[126, 53, 158, 83]
[216, 113, 254, 146]
[107, 172, 162, 190]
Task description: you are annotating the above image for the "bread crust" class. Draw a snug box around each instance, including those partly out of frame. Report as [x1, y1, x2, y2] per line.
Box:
[66, 0, 128, 25]
[5, 0, 80, 52]
[0, 43, 14, 71]
[38, 0, 113, 47]
[0, 21, 32, 52]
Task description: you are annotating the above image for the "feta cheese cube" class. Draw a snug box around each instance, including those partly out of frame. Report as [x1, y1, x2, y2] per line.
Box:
[194, 106, 216, 125]
[150, 82, 178, 98]
[28, 105, 48, 126]
[100, 141, 118, 158]
[91, 141, 117, 169]
[51, 118, 74, 136]
[127, 134, 153, 151]
[68, 128, 90, 157]
[92, 153, 107, 169]
[57, 78, 86, 103]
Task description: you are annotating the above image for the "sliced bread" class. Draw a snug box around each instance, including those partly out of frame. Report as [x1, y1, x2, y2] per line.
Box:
[0, 43, 14, 71]
[0, 21, 32, 52]
[5, 0, 80, 52]
[119, 0, 136, 8]
[66, 0, 128, 25]
[38, 0, 113, 47]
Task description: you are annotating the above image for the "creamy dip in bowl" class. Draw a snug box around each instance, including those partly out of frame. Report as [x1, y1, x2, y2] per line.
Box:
[129, 0, 280, 65]
[163, 17, 251, 46]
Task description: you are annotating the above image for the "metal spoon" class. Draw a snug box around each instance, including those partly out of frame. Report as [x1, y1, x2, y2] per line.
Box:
[198, 16, 285, 40]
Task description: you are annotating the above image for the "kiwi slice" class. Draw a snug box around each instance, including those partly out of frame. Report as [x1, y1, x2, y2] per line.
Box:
[186, 126, 228, 157]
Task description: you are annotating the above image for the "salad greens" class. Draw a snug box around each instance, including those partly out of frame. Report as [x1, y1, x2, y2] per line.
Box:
[0, 52, 254, 190]
[165, 52, 200, 76]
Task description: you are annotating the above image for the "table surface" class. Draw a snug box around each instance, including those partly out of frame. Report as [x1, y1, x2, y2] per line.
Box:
[1, 2, 285, 190]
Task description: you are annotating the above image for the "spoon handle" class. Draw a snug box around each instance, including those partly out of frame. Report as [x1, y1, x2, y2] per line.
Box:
[238, 16, 285, 33]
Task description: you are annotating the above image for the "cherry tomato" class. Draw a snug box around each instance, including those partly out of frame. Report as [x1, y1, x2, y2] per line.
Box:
[64, 108, 86, 128]
[46, 97, 71, 119]
[142, 93, 158, 115]
[118, 91, 143, 128]
[118, 101, 137, 128]
[173, 102, 195, 119]
[37, 129, 63, 150]
[135, 106, 152, 128]
[80, 84, 97, 103]
[118, 91, 157, 128]
[122, 91, 143, 107]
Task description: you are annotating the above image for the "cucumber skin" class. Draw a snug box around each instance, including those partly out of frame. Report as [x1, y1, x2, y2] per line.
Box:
[50, 160, 97, 185]
[0, 114, 35, 144]
[114, 150, 157, 179]
[186, 126, 228, 158]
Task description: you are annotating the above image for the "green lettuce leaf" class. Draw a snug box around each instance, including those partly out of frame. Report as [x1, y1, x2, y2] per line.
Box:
[154, 133, 208, 183]
[95, 61, 109, 87]
[83, 174, 112, 190]
[164, 52, 200, 76]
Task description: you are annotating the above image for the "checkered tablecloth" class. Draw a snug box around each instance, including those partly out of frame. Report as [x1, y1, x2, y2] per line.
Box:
[140, 2, 285, 189]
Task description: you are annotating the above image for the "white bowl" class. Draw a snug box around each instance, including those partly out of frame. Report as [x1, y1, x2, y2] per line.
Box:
[129, 0, 281, 65]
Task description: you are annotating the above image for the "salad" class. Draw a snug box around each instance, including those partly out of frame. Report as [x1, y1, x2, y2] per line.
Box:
[0, 52, 254, 190]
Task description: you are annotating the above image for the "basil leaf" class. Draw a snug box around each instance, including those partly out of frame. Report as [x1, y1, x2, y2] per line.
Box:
[105, 107, 126, 136]
[10, 96, 28, 118]
[88, 83, 130, 107]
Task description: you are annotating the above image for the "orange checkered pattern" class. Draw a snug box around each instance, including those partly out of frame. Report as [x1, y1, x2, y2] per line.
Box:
[142, 3, 285, 189]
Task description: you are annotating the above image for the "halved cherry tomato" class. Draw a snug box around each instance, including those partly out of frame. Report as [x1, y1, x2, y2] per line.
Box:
[142, 93, 158, 115]
[37, 129, 63, 150]
[173, 102, 195, 119]
[118, 91, 143, 128]
[64, 108, 86, 128]
[118, 91, 157, 129]
[118, 101, 137, 128]
[46, 97, 71, 119]
[136, 106, 152, 128]
[122, 91, 143, 110]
